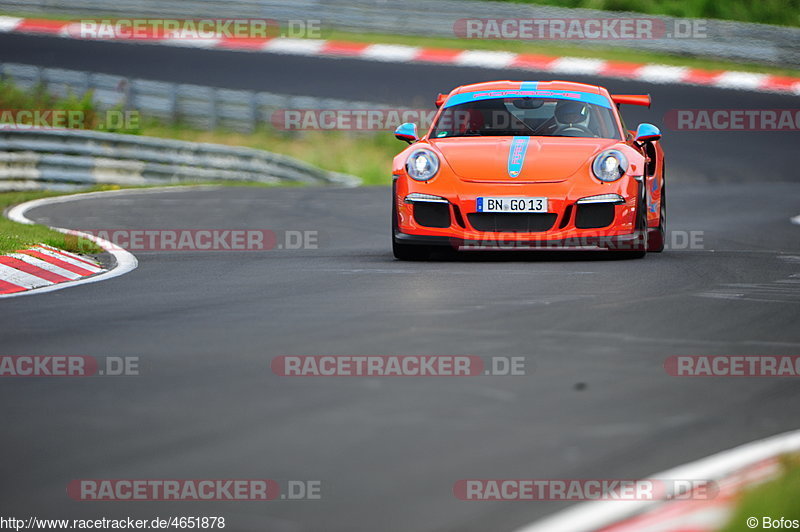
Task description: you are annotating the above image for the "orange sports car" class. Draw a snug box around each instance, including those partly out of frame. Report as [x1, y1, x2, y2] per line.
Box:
[391, 80, 665, 260]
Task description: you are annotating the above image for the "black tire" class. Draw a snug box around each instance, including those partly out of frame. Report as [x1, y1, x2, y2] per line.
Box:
[647, 183, 666, 253]
[391, 183, 432, 261]
[393, 238, 432, 261]
[612, 184, 648, 259]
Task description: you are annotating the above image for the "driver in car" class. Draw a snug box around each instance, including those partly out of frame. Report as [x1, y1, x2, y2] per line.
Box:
[553, 100, 595, 137]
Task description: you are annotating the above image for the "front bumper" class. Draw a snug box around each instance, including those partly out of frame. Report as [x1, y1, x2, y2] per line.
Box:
[395, 175, 642, 250]
[393, 231, 643, 250]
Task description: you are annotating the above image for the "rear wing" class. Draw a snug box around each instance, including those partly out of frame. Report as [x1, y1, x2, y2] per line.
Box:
[436, 92, 651, 108]
[611, 94, 651, 108]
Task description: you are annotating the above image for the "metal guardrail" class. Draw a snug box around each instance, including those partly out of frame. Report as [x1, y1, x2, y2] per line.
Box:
[1, 0, 799, 67]
[0, 63, 384, 134]
[0, 129, 360, 191]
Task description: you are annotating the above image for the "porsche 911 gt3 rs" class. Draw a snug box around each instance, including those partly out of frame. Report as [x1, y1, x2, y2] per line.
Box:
[391, 80, 665, 260]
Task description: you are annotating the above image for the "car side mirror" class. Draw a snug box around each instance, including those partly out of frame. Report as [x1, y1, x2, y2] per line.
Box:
[634, 123, 661, 143]
[395, 123, 418, 144]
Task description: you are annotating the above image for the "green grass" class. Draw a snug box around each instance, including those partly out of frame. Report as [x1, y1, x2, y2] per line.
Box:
[720, 454, 800, 531]
[0, 83, 114, 254]
[0, 78, 141, 134]
[0, 11, 79, 21]
[0, 188, 110, 255]
[3, 0, 798, 27]
[0, 82, 136, 255]
[476, 0, 800, 28]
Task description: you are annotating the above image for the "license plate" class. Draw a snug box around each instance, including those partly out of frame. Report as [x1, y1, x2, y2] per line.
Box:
[476, 197, 548, 213]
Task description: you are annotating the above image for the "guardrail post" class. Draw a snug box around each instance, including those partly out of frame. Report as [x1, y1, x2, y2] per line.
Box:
[169, 84, 179, 123]
[83, 71, 91, 98]
[249, 92, 259, 132]
[210, 89, 218, 130]
[121, 78, 134, 112]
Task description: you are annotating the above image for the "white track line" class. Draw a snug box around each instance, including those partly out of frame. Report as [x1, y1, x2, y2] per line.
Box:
[6, 253, 82, 280]
[791, 214, 800, 225]
[2, 186, 220, 298]
[0, 189, 158, 298]
[515, 428, 800, 532]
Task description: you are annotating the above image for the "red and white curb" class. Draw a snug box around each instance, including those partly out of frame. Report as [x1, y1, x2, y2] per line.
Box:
[516, 429, 800, 532]
[0, 244, 105, 294]
[1, 190, 139, 298]
[1, 16, 799, 96]
[598, 458, 779, 532]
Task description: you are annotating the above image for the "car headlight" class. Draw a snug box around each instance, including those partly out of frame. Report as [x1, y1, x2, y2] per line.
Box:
[592, 150, 628, 182]
[406, 149, 440, 181]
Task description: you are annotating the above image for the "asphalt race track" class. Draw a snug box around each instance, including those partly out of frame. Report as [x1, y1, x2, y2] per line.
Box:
[1, 32, 800, 532]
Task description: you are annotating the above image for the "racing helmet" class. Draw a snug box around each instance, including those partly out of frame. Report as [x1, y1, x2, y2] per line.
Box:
[554, 100, 590, 127]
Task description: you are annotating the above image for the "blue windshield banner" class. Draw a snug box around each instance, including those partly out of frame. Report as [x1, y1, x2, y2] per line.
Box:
[443, 84, 612, 109]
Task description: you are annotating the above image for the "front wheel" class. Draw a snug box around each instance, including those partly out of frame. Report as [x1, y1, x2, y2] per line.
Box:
[393, 238, 432, 260]
[612, 187, 648, 259]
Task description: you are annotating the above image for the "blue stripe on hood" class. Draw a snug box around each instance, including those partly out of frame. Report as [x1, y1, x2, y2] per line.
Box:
[508, 137, 530, 178]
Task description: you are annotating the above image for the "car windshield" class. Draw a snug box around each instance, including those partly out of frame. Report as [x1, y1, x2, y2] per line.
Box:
[431, 97, 621, 140]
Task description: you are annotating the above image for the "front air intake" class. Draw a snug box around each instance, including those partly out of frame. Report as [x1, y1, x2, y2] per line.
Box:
[467, 213, 557, 232]
[413, 203, 451, 228]
[575, 203, 615, 229]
